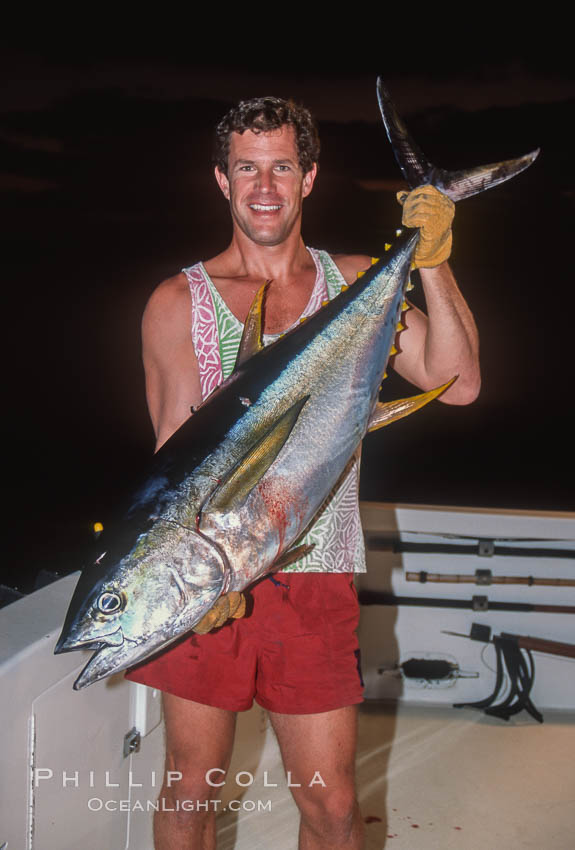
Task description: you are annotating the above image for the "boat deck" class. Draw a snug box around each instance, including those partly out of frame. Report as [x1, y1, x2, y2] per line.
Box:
[2, 502, 573, 848]
[216, 701, 575, 850]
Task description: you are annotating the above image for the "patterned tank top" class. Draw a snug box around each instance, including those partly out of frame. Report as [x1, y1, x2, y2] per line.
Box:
[183, 248, 366, 573]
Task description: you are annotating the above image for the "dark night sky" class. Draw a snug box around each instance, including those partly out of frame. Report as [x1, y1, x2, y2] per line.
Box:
[2, 41, 574, 592]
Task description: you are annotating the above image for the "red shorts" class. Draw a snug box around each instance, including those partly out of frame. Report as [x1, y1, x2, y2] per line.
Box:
[125, 573, 363, 714]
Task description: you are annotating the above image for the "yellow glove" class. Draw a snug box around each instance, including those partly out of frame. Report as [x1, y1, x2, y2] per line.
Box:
[192, 591, 247, 635]
[396, 184, 455, 269]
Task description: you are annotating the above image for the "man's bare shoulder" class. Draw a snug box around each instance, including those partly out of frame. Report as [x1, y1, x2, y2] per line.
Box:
[145, 271, 190, 312]
[330, 253, 372, 286]
[143, 272, 191, 334]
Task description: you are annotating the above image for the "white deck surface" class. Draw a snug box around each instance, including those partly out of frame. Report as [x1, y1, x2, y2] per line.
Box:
[217, 702, 575, 850]
[2, 504, 573, 848]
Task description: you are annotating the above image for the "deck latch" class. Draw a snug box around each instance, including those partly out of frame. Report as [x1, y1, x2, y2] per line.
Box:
[123, 727, 141, 758]
[478, 539, 494, 557]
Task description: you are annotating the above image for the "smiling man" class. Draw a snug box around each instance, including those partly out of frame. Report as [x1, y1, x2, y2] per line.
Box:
[214, 125, 316, 248]
[126, 96, 480, 849]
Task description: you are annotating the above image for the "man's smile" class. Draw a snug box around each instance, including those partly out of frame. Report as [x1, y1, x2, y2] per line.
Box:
[249, 203, 282, 212]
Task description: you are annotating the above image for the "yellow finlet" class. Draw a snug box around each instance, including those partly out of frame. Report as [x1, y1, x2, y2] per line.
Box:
[299, 316, 307, 323]
[402, 300, 410, 312]
[322, 299, 329, 307]
[93, 522, 104, 534]
[341, 284, 350, 291]
[356, 271, 365, 279]
[371, 257, 379, 265]
[385, 243, 392, 251]
[390, 344, 398, 355]
[396, 322, 405, 332]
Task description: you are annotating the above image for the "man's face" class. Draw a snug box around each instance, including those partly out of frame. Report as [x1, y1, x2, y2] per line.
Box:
[215, 125, 317, 247]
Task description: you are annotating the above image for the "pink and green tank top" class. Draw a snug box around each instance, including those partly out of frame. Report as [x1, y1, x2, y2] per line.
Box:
[183, 248, 366, 573]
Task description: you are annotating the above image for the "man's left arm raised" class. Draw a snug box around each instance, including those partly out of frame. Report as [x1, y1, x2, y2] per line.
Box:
[393, 184, 480, 405]
[335, 184, 480, 405]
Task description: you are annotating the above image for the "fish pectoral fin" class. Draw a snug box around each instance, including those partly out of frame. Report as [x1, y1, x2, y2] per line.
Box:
[368, 378, 456, 433]
[204, 395, 310, 513]
[234, 279, 271, 370]
[272, 543, 315, 571]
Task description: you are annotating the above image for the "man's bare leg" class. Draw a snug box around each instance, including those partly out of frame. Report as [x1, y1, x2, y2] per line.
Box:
[154, 693, 237, 850]
[269, 705, 364, 850]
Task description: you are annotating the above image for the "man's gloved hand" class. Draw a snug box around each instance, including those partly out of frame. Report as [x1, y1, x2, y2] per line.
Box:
[192, 591, 247, 635]
[396, 184, 455, 269]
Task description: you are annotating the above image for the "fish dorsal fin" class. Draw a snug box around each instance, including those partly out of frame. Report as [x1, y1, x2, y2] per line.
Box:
[234, 279, 271, 370]
[203, 395, 309, 514]
[368, 378, 456, 433]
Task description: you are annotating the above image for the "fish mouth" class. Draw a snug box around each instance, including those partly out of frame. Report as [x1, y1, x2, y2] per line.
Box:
[72, 642, 135, 690]
[54, 624, 125, 654]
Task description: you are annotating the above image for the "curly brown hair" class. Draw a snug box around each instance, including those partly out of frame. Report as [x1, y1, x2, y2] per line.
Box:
[213, 96, 320, 176]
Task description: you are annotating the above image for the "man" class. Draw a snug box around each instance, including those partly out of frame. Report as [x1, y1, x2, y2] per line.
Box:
[126, 96, 480, 849]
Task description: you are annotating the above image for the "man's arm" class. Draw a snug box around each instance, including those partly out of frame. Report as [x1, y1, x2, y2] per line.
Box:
[335, 253, 480, 406]
[392, 262, 480, 404]
[334, 186, 480, 406]
[141, 273, 203, 451]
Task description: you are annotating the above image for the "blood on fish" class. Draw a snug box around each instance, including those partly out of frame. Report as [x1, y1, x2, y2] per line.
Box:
[258, 477, 307, 557]
[258, 479, 289, 544]
[364, 815, 382, 823]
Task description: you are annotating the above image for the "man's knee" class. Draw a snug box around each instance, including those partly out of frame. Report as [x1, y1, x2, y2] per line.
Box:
[295, 783, 359, 836]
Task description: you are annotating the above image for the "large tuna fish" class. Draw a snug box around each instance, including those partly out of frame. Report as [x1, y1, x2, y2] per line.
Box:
[55, 80, 538, 689]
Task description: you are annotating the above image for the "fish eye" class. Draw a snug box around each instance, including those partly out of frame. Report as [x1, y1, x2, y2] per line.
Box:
[97, 591, 124, 614]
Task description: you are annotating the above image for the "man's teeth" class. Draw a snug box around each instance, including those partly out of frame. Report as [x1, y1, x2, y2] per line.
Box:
[249, 204, 281, 211]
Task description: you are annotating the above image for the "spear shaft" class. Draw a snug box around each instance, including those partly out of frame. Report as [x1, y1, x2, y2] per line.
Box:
[405, 570, 575, 588]
[357, 590, 575, 615]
